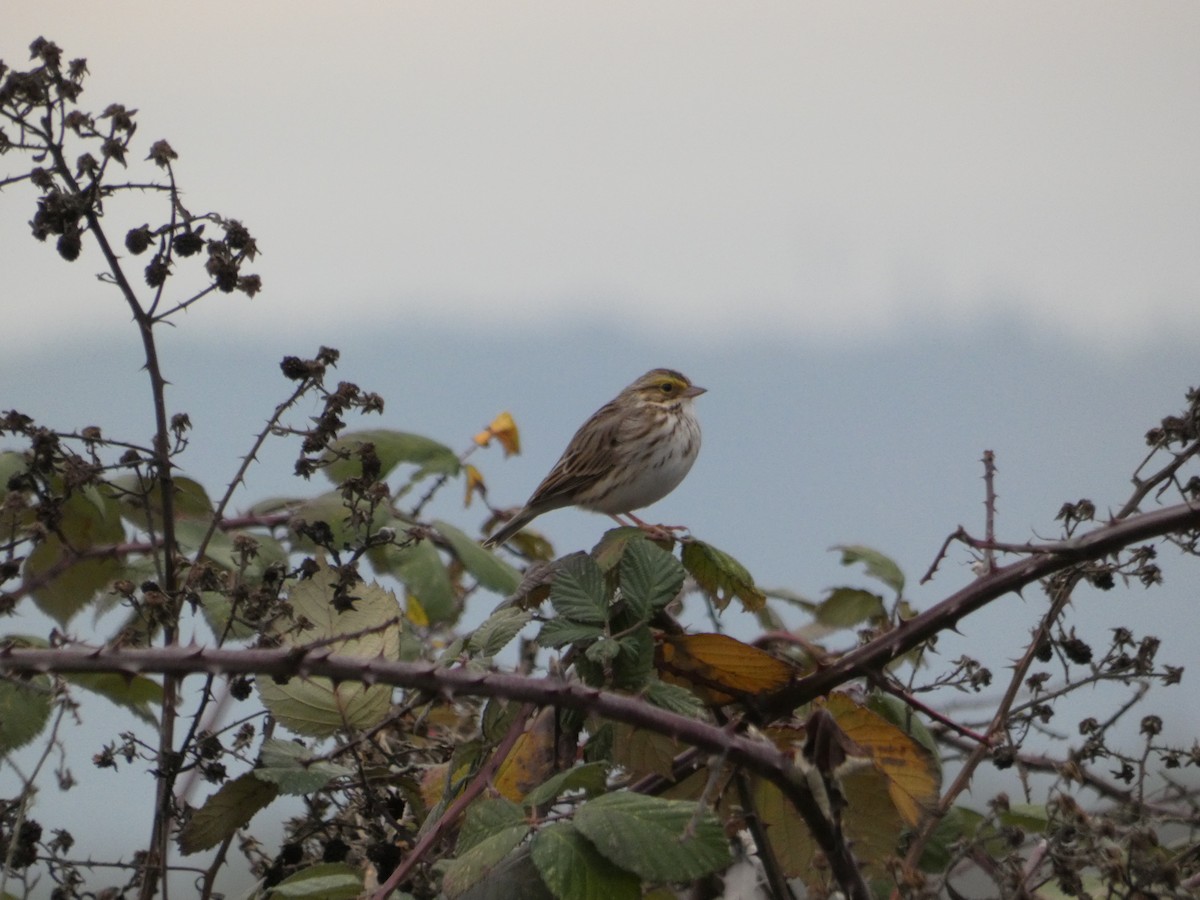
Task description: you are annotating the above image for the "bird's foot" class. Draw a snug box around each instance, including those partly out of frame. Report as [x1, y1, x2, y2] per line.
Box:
[612, 513, 688, 542]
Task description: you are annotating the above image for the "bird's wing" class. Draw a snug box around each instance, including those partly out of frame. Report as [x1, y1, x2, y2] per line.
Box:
[523, 398, 624, 512]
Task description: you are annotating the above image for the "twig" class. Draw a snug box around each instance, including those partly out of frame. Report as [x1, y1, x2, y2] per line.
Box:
[372, 702, 536, 898]
[190, 376, 319, 573]
[761, 498, 1200, 719]
[982, 450, 997, 573]
[733, 768, 795, 900]
[869, 675, 993, 747]
[1121, 439, 1200, 518]
[896, 572, 1078, 879]
[920, 526, 968, 584]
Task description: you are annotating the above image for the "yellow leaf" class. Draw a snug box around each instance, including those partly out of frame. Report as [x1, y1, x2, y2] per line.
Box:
[474, 411, 521, 456]
[463, 464, 486, 507]
[752, 777, 819, 878]
[406, 593, 430, 627]
[655, 632, 796, 706]
[819, 692, 940, 827]
[493, 708, 556, 801]
[753, 761, 904, 883]
[746, 709, 939, 886]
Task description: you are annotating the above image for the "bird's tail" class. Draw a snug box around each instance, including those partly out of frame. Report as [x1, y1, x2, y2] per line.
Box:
[481, 509, 535, 549]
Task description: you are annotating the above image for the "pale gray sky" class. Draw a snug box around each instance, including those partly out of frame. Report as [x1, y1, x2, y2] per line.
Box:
[3, 9, 1199, 892]
[4, 0, 1198, 702]
[4, 2, 1198, 347]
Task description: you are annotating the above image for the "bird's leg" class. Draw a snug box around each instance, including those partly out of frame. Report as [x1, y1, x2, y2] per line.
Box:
[624, 512, 688, 541]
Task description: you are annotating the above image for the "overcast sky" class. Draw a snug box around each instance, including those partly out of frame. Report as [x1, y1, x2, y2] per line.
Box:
[5, 6, 1199, 890]
[4, 0, 1198, 667]
[3, 2, 1198, 348]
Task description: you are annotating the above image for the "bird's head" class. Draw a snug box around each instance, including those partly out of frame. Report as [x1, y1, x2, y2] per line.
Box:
[625, 369, 706, 406]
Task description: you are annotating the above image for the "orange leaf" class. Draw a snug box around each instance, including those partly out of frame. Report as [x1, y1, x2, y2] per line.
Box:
[655, 633, 797, 706]
[754, 710, 932, 883]
[818, 692, 940, 827]
[474, 411, 521, 456]
[463, 464, 486, 507]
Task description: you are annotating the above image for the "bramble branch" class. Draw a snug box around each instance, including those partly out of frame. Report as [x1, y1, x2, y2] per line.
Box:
[763, 498, 1200, 718]
[0, 642, 869, 900]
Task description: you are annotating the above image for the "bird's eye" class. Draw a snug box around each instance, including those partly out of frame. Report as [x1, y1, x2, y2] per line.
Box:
[660, 382, 674, 393]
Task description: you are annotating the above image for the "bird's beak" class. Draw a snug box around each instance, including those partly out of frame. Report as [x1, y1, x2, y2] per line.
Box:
[682, 385, 707, 399]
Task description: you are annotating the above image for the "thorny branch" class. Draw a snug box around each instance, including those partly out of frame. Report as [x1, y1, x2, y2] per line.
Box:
[760, 497, 1200, 719]
[0, 642, 872, 900]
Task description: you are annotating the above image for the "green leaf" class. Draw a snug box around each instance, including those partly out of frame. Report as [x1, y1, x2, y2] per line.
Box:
[376, 537, 456, 623]
[549, 553, 609, 626]
[816, 587, 886, 628]
[618, 538, 684, 621]
[680, 540, 765, 613]
[537, 618, 605, 649]
[246, 495, 303, 517]
[322, 429, 459, 483]
[867, 692, 940, 763]
[642, 677, 707, 717]
[607, 724, 684, 779]
[178, 772, 279, 855]
[481, 699, 522, 743]
[255, 739, 354, 794]
[290, 490, 389, 550]
[1035, 872, 1110, 900]
[256, 560, 402, 737]
[199, 590, 257, 641]
[571, 623, 654, 691]
[25, 490, 125, 625]
[573, 793, 731, 882]
[468, 607, 532, 658]
[455, 846, 554, 900]
[531, 823, 640, 900]
[1000, 803, 1050, 833]
[108, 474, 215, 528]
[173, 519, 289, 576]
[612, 626, 654, 691]
[0, 649, 53, 752]
[0, 451, 31, 533]
[523, 762, 609, 809]
[26, 541, 122, 626]
[584, 637, 621, 666]
[0, 450, 28, 487]
[458, 797, 527, 853]
[590, 527, 646, 572]
[833, 544, 906, 595]
[266, 862, 362, 899]
[174, 518, 235, 567]
[436, 519, 521, 595]
[918, 806, 984, 873]
[64, 671, 161, 726]
[443, 822, 531, 899]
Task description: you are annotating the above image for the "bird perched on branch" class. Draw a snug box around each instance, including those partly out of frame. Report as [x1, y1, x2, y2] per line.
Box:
[482, 368, 705, 548]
